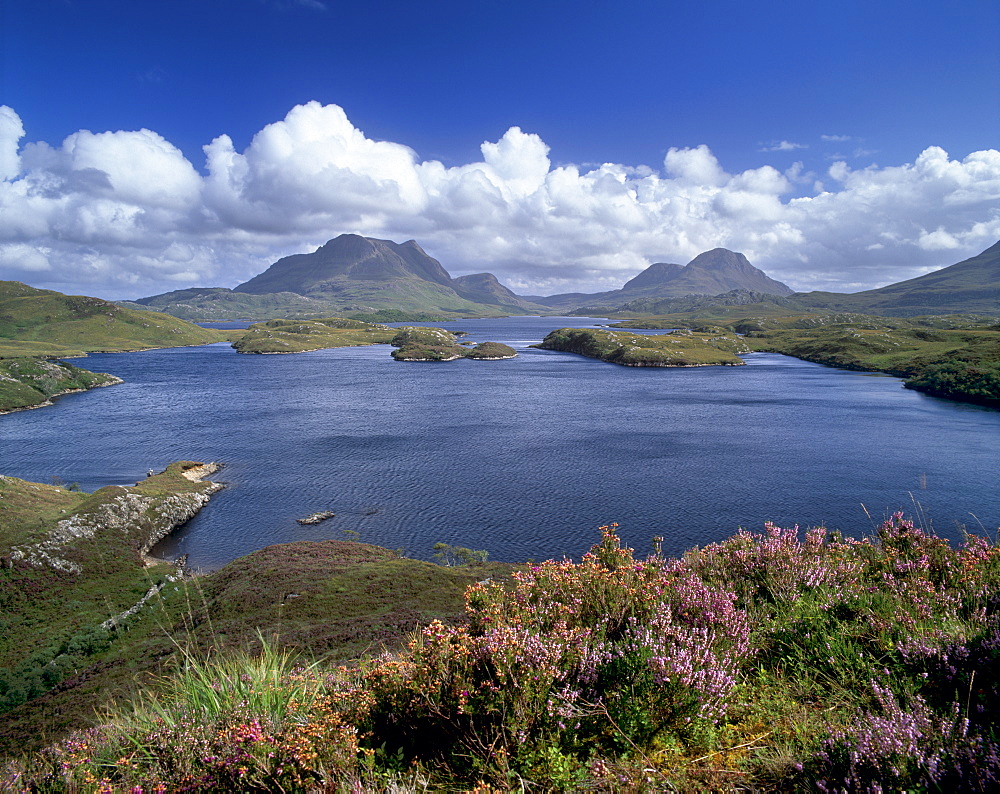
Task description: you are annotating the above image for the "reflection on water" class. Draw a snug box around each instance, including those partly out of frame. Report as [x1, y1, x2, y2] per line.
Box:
[2, 316, 997, 569]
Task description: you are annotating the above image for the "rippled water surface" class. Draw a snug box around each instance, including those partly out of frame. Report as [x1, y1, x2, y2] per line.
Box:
[2, 316, 998, 568]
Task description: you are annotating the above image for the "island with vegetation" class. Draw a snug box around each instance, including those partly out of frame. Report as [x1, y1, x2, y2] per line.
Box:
[390, 326, 517, 361]
[534, 326, 750, 366]
[0, 358, 122, 414]
[230, 317, 396, 354]
[613, 311, 1000, 406]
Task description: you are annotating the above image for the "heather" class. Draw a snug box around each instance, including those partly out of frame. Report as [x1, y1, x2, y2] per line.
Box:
[5, 516, 1000, 791]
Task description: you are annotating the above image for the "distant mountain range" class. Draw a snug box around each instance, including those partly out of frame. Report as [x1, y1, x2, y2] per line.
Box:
[128, 235, 1000, 321]
[523, 248, 794, 313]
[131, 236, 794, 320]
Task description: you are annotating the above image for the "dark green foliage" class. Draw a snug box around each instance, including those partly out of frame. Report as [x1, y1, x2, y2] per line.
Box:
[905, 361, 1000, 405]
[431, 542, 489, 566]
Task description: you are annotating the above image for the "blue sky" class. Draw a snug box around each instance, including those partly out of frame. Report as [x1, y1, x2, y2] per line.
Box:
[1, 0, 998, 298]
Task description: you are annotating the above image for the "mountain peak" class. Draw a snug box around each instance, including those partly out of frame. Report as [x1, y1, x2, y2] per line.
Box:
[687, 248, 756, 272]
[234, 234, 454, 294]
[621, 262, 684, 291]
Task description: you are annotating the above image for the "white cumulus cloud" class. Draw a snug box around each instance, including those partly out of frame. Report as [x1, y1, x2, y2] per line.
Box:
[0, 102, 998, 298]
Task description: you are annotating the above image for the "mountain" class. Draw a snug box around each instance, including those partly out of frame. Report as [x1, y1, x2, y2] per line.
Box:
[451, 273, 544, 312]
[794, 241, 1000, 316]
[659, 249, 795, 297]
[234, 235, 454, 295]
[129, 287, 336, 321]
[533, 248, 794, 312]
[137, 235, 549, 320]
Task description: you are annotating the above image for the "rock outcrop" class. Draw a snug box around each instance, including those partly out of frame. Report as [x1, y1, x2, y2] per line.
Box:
[8, 462, 222, 574]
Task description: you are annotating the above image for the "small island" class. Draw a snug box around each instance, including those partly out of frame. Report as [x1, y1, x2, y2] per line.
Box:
[533, 327, 749, 366]
[390, 326, 517, 361]
[231, 317, 396, 354]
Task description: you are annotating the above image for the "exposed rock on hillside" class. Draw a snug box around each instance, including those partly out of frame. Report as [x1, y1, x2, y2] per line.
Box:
[7, 462, 222, 574]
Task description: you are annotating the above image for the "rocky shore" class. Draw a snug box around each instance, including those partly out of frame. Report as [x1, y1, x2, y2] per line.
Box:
[7, 462, 223, 574]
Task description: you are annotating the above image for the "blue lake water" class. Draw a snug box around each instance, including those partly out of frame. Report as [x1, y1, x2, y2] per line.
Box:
[2, 316, 998, 569]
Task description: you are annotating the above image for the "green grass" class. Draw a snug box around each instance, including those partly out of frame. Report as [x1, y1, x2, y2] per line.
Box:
[0, 463, 221, 731]
[230, 317, 395, 353]
[0, 281, 227, 358]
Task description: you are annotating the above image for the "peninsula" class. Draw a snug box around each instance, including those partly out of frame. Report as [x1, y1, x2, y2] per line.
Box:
[0, 281, 229, 412]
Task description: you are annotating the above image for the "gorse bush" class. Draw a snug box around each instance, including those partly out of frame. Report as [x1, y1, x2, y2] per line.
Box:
[5, 516, 1000, 791]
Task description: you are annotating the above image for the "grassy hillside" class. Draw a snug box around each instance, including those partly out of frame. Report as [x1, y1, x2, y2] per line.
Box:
[0, 463, 221, 735]
[795, 240, 1000, 316]
[0, 466, 510, 757]
[535, 327, 750, 366]
[746, 318, 1000, 406]
[0, 281, 226, 357]
[125, 287, 338, 321]
[0, 358, 121, 413]
[5, 520, 999, 790]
